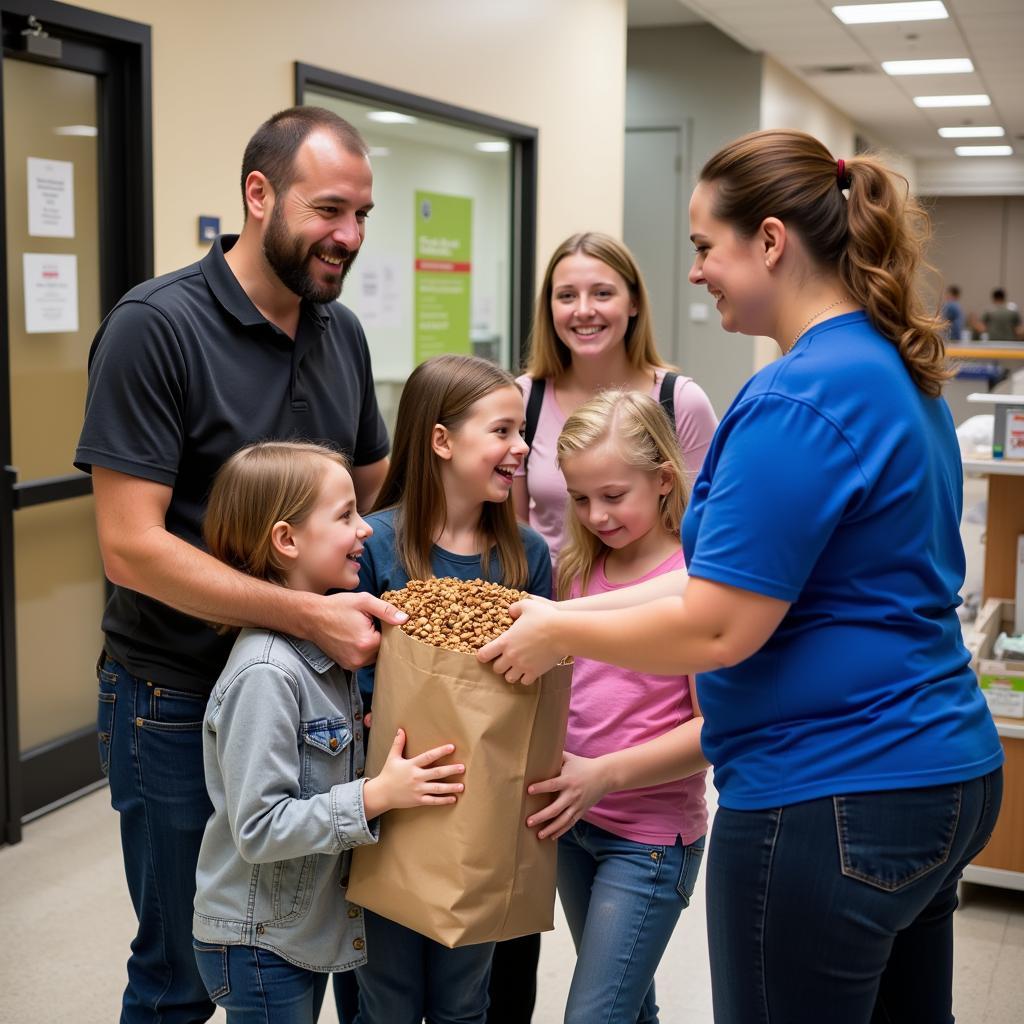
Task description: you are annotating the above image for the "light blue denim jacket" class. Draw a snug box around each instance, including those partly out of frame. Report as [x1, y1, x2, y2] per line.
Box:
[193, 628, 378, 972]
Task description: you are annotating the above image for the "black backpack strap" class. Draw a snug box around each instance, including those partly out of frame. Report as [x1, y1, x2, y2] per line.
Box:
[524, 377, 546, 462]
[659, 371, 678, 428]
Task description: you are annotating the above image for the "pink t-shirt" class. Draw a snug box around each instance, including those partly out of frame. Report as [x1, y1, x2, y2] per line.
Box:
[566, 549, 707, 845]
[515, 371, 717, 563]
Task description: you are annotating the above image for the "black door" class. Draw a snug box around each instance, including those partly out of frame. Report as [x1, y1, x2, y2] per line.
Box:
[0, 1, 151, 844]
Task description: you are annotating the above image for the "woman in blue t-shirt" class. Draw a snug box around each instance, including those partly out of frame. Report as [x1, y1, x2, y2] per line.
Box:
[478, 129, 1004, 1024]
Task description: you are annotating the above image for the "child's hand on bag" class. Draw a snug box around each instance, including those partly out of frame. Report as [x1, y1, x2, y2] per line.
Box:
[362, 728, 465, 818]
[525, 752, 612, 840]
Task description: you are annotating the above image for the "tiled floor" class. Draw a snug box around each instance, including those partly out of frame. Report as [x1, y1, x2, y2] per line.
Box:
[1, 785, 1022, 1023]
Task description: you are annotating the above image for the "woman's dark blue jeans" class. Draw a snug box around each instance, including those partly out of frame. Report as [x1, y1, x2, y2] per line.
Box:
[706, 769, 1003, 1023]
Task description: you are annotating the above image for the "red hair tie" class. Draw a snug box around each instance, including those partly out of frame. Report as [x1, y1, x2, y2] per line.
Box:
[837, 158, 851, 189]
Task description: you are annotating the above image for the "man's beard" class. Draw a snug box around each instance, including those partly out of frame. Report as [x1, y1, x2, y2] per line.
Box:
[262, 203, 357, 303]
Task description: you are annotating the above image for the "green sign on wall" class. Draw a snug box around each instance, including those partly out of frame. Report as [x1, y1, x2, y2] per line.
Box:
[414, 190, 472, 362]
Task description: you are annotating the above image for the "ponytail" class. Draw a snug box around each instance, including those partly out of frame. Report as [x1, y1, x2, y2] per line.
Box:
[839, 157, 949, 397]
[701, 129, 949, 397]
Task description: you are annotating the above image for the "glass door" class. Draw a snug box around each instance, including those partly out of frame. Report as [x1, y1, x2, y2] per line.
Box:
[0, 3, 151, 843]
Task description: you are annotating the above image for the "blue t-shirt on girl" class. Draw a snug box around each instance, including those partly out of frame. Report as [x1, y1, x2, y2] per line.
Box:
[681, 312, 1003, 811]
[356, 507, 552, 705]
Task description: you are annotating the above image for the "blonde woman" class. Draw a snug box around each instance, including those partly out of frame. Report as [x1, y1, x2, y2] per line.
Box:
[513, 232, 717, 565]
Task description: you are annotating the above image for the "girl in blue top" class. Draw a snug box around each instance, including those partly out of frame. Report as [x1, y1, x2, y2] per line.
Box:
[479, 130, 1004, 1024]
[354, 354, 550, 1024]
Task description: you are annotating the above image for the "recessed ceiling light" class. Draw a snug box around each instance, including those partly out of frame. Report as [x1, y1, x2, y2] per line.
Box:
[833, 3, 948, 25]
[954, 145, 1013, 157]
[366, 111, 418, 124]
[474, 141, 510, 153]
[938, 126, 1005, 138]
[882, 58, 973, 75]
[53, 124, 98, 136]
[914, 94, 990, 107]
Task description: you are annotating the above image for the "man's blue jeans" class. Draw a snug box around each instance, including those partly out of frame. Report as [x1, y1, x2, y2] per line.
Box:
[556, 820, 706, 1024]
[706, 768, 1004, 1023]
[98, 655, 214, 1024]
[193, 941, 329, 1023]
[355, 909, 495, 1024]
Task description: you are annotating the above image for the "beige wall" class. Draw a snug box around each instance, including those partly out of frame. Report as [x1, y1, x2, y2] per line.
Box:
[626, 24, 762, 414]
[926, 196, 1024, 322]
[76, 0, 627, 283]
[760, 57, 855, 159]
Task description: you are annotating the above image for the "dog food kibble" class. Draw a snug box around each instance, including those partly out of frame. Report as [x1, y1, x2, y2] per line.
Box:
[382, 578, 530, 654]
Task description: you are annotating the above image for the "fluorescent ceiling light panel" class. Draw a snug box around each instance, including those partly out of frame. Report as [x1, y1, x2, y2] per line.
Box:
[474, 141, 510, 152]
[882, 58, 973, 75]
[914, 94, 990, 107]
[833, 3, 947, 25]
[938, 126, 1004, 138]
[366, 111, 417, 124]
[954, 145, 1013, 156]
[53, 124, 98, 136]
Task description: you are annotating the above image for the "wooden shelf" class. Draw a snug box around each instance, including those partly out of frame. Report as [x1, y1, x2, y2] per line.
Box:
[963, 458, 1024, 888]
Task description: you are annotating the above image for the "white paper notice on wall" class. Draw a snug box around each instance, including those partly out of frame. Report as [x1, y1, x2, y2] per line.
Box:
[23, 253, 79, 333]
[27, 157, 75, 238]
[356, 255, 403, 329]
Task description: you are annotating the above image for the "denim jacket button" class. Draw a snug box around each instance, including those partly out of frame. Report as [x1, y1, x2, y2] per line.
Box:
[348, 906, 360, 918]
[353, 937, 365, 950]
[355, 768, 364, 778]
[329, 737, 339, 750]
[256, 923, 265, 935]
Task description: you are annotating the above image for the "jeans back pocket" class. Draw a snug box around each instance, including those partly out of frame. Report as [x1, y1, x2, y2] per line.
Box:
[834, 785, 962, 892]
[192, 940, 231, 1002]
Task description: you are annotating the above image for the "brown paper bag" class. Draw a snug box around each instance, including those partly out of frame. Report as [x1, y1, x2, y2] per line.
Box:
[347, 623, 572, 948]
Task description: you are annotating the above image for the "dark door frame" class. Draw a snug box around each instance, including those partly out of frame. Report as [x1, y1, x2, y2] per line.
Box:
[294, 63, 538, 370]
[0, 0, 152, 844]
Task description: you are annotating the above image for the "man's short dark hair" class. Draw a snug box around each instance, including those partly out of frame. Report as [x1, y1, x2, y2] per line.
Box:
[240, 106, 369, 217]
[947, 285, 960, 298]
[993, 288, 1007, 302]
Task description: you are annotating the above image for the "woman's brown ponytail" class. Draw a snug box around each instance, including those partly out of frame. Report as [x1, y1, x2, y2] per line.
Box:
[839, 156, 949, 397]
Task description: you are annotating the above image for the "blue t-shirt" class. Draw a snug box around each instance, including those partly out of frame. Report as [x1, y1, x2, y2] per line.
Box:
[681, 312, 1002, 810]
[356, 506, 552, 704]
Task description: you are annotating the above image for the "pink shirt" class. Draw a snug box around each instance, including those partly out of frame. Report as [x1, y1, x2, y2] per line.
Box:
[566, 550, 707, 845]
[515, 370, 717, 563]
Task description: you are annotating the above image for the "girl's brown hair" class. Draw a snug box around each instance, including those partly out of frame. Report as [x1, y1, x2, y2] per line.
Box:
[371, 354, 529, 587]
[523, 232, 674, 380]
[204, 440, 350, 587]
[555, 390, 688, 600]
[700, 129, 948, 397]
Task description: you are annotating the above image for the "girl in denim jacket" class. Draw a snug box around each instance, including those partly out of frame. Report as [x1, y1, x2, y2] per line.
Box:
[192, 441, 465, 1024]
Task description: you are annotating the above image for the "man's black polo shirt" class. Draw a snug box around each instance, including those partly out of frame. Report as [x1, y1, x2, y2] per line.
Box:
[75, 235, 389, 694]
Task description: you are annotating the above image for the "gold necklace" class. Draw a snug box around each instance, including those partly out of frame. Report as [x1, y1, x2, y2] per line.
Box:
[792, 298, 848, 349]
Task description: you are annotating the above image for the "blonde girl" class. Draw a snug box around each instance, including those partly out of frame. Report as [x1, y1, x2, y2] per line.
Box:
[524, 390, 707, 1024]
[191, 441, 464, 1024]
[353, 355, 551, 1024]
